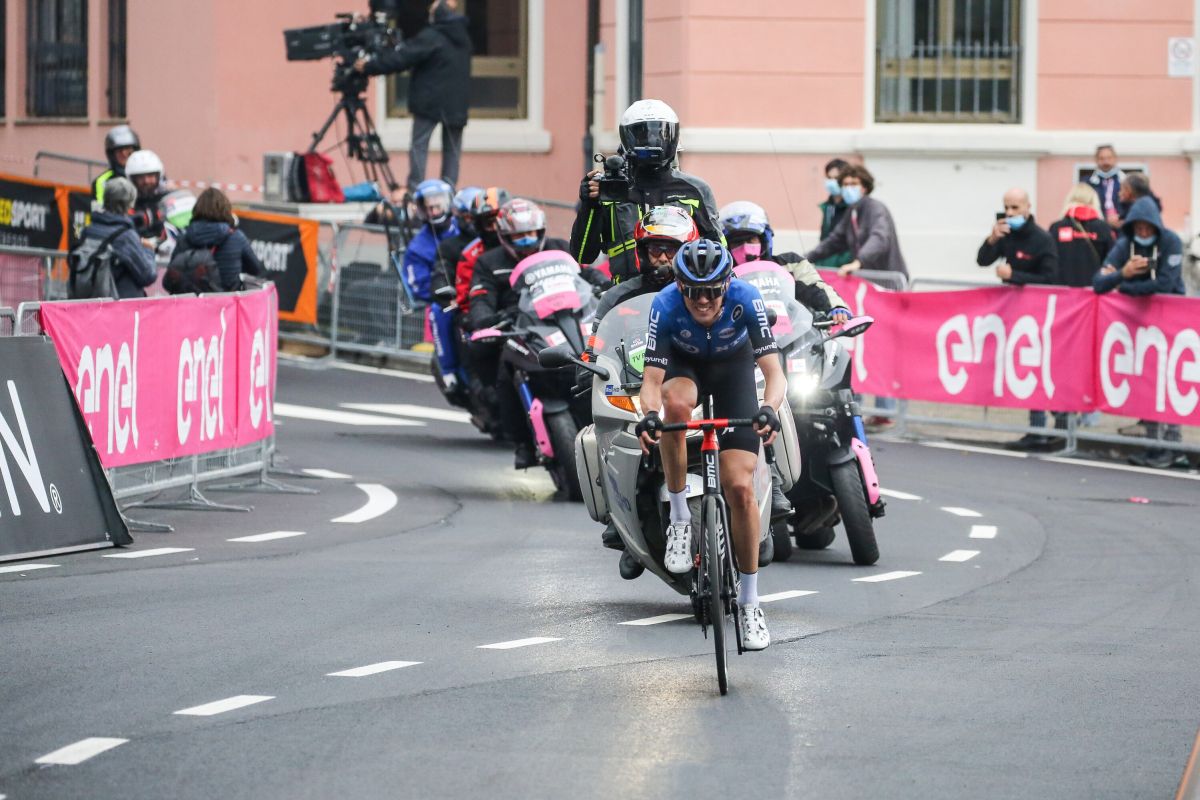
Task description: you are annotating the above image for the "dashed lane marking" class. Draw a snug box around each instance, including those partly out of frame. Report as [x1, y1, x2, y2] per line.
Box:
[853, 571, 922, 583]
[173, 695, 274, 717]
[920, 441, 1028, 459]
[879, 488, 922, 501]
[330, 361, 436, 383]
[477, 637, 563, 650]
[327, 661, 422, 677]
[227, 531, 307, 543]
[970, 525, 998, 539]
[331, 483, 398, 524]
[939, 549, 980, 562]
[103, 548, 194, 559]
[620, 613, 692, 626]
[35, 737, 128, 765]
[941, 506, 983, 518]
[0, 563, 59, 574]
[758, 590, 819, 603]
[302, 468, 353, 480]
[341, 403, 472, 424]
[273, 403, 424, 427]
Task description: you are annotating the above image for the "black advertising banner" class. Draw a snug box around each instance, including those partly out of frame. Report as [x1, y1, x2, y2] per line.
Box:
[64, 187, 94, 251]
[0, 337, 131, 562]
[236, 210, 318, 324]
[0, 174, 65, 250]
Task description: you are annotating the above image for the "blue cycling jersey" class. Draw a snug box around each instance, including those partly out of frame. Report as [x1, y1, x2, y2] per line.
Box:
[644, 279, 778, 367]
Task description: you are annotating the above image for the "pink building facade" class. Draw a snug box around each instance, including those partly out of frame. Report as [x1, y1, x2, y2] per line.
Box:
[3, 0, 1199, 278]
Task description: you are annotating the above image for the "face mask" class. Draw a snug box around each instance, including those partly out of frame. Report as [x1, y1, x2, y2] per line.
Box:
[730, 241, 761, 265]
[841, 185, 863, 205]
[1095, 168, 1117, 179]
[824, 178, 841, 197]
[1133, 234, 1157, 247]
[1006, 215, 1026, 231]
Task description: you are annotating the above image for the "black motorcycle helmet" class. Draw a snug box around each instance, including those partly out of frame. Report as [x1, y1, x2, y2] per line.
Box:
[104, 125, 141, 170]
[618, 99, 679, 170]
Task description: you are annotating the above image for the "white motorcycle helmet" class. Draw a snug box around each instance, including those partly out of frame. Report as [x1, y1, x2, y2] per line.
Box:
[619, 99, 680, 169]
[125, 149, 165, 196]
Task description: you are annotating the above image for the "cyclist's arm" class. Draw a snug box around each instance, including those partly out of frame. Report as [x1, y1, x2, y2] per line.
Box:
[756, 352, 786, 412]
[639, 365, 665, 416]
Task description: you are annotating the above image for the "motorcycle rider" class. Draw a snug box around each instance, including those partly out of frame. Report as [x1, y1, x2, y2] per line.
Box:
[570, 99, 723, 283]
[434, 187, 510, 316]
[635, 240, 787, 651]
[428, 185, 484, 389]
[93, 125, 140, 205]
[125, 150, 171, 243]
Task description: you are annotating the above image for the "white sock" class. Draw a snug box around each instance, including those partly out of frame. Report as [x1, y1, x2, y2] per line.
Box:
[668, 489, 690, 524]
[738, 571, 759, 607]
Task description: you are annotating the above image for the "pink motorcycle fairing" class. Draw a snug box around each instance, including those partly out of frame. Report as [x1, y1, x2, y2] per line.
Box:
[470, 327, 504, 342]
[733, 259, 797, 336]
[850, 437, 881, 505]
[509, 249, 584, 320]
[529, 398, 554, 458]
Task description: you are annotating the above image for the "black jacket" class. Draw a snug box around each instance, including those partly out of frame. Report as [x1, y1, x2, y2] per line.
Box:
[430, 230, 477, 302]
[1094, 196, 1185, 296]
[367, 13, 471, 127]
[569, 165, 722, 283]
[1046, 208, 1113, 288]
[467, 238, 570, 330]
[78, 212, 157, 298]
[976, 215, 1058, 285]
[180, 220, 265, 291]
[132, 186, 171, 240]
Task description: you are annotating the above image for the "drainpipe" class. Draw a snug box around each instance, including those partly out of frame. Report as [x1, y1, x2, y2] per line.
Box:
[583, 0, 601, 172]
[628, 0, 643, 102]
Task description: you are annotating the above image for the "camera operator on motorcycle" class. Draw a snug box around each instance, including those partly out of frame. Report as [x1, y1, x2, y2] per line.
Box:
[125, 150, 172, 245]
[635, 240, 787, 651]
[426, 185, 483, 390]
[570, 99, 723, 284]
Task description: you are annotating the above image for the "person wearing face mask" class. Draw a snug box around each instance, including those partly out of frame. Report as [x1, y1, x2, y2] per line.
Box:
[402, 179, 460, 305]
[812, 158, 854, 269]
[804, 164, 908, 280]
[1089, 144, 1127, 228]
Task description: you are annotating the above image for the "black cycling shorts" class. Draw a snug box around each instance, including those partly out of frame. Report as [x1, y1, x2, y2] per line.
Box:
[664, 351, 761, 454]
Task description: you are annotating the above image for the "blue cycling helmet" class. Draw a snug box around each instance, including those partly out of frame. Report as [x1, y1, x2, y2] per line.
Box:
[453, 186, 483, 216]
[414, 179, 454, 226]
[719, 200, 774, 259]
[673, 239, 733, 295]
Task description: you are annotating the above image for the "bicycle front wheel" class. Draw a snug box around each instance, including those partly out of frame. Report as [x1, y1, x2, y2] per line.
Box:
[704, 495, 729, 695]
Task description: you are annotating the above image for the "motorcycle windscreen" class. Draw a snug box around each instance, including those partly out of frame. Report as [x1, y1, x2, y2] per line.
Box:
[510, 249, 585, 319]
[593, 292, 656, 378]
[733, 259, 809, 337]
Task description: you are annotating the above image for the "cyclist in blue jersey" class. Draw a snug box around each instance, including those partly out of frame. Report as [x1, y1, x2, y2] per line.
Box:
[635, 240, 787, 651]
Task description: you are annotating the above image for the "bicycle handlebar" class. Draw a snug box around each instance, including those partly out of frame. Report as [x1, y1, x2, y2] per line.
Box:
[658, 418, 756, 433]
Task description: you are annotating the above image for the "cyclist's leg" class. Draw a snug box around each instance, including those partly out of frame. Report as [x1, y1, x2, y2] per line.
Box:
[659, 369, 699, 573]
[719, 448, 760, 573]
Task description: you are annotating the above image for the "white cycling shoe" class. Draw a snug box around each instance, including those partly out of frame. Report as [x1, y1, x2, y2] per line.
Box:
[663, 521, 693, 574]
[739, 605, 771, 651]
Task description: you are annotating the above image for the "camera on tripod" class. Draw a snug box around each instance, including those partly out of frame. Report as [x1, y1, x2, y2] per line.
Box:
[284, 0, 401, 94]
[593, 153, 631, 203]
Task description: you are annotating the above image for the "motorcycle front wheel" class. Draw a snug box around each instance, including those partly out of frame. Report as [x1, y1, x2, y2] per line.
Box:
[830, 461, 879, 566]
[546, 412, 583, 502]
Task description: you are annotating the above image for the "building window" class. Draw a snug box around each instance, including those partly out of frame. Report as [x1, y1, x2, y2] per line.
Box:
[386, 0, 527, 121]
[25, 0, 88, 117]
[876, 0, 1022, 123]
[108, 0, 127, 118]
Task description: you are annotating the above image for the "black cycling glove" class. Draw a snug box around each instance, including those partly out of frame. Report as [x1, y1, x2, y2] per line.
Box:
[754, 404, 781, 436]
[635, 410, 663, 441]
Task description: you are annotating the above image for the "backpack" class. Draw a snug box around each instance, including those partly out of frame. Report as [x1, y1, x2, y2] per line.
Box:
[68, 227, 126, 299]
[302, 151, 344, 203]
[163, 231, 231, 294]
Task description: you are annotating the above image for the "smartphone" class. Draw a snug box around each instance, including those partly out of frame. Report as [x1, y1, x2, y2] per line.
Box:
[995, 212, 1006, 221]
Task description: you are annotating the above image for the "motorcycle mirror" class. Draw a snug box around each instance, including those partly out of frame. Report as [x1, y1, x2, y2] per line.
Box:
[830, 315, 874, 339]
[537, 344, 576, 369]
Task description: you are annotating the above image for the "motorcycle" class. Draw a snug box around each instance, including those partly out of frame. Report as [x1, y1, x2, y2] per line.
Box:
[543, 291, 802, 599]
[733, 260, 883, 566]
[473, 250, 597, 499]
[430, 307, 506, 442]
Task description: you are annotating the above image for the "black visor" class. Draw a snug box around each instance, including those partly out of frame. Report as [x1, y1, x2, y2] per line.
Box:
[619, 120, 679, 166]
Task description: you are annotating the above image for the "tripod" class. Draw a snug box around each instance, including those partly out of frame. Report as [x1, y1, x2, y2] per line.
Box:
[308, 87, 397, 190]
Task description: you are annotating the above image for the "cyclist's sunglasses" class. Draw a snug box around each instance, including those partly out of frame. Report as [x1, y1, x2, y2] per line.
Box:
[643, 241, 681, 258]
[679, 281, 727, 301]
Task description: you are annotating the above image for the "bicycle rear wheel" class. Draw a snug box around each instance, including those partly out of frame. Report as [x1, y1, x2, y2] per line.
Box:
[704, 495, 729, 695]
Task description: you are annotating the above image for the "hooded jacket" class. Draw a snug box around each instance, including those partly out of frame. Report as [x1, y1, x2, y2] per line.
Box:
[77, 211, 157, 298]
[1047, 205, 1113, 288]
[367, 12, 472, 127]
[1094, 196, 1184, 296]
[805, 195, 908, 277]
[976, 213, 1057, 285]
[180, 220, 265, 291]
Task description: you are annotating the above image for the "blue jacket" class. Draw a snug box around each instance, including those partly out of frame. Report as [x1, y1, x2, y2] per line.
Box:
[79, 211, 157, 298]
[1094, 197, 1184, 296]
[402, 221, 459, 302]
[181, 220, 265, 291]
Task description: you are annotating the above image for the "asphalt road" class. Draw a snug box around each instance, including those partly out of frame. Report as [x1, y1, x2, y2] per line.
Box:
[2, 360, 1199, 799]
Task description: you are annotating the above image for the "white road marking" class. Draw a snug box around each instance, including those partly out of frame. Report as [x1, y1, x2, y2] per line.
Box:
[332, 483, 398, 524]
[477, 637, 562, 650]
[941, 506, 983, 518]
[853, 571, 922, 583]
[342, 403, 472, 424]
[920, 441, 1028, 458]
[878, 488, 922, 501]
[1042, 455, 1200, 481]
[331, 361, 435, 382]
[939, 549, 980, 562]
[35, 737, 128, 765]
[0, 563, 59, 574]
[970, 525, 998, 539]
[103, 548, 194, 559]
[327, 661, 422, 677]
[274, 403, 424, 427]
[619, 613, 691, 626]
[227, 531, 307, 543]
[758, 590, 819, 603]
[302, 468, 353, 480]
[173, 695, 274, 717]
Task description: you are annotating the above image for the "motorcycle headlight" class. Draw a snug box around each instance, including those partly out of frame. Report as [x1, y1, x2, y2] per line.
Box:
[787, 371, 820, 401]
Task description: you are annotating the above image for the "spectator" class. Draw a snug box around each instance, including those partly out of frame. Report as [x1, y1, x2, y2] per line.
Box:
[1117, 172, 1162, 224]
[977, 187, 1059, 450]
[1094, 196, 1186, 469]
[76, 177, 157, 298]
[1089, 144, 1126, 228]
[1047, 184, 1112, 288]
[93, 125, 140, 204]
[357, 0, 471, 191]
[364, 184, 409, 226]
[177, 188, 265, 291]
[811, 158, 853, 268]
